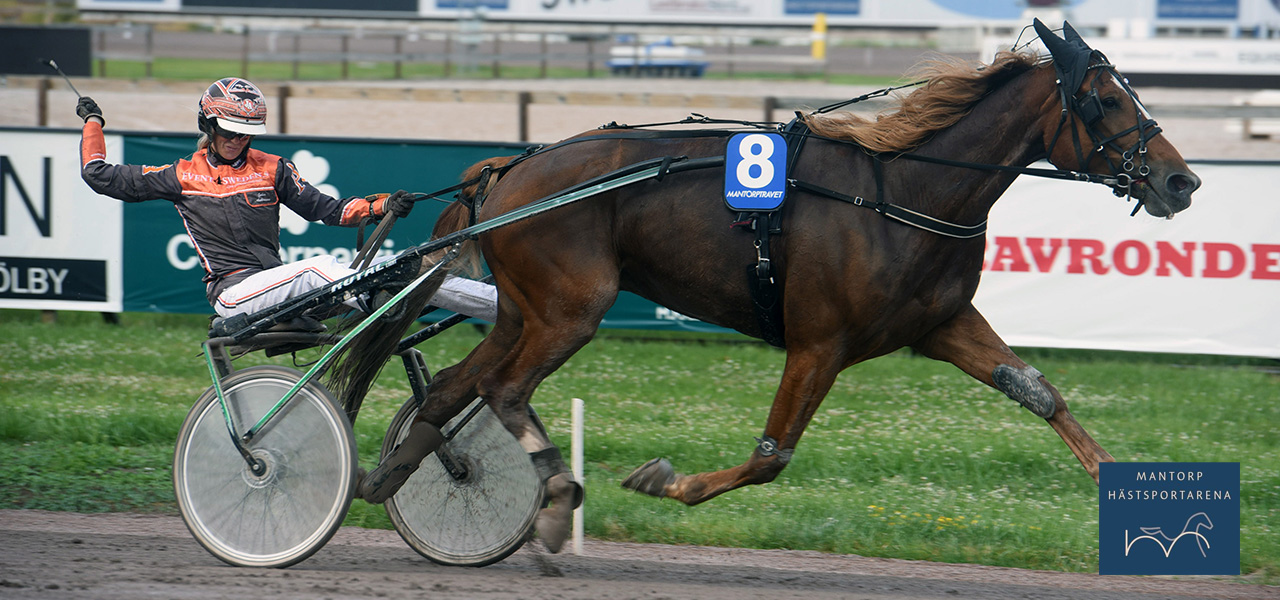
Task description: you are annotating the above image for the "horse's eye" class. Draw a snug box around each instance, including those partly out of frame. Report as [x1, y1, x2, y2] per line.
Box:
[1102, 97, 1121, 110]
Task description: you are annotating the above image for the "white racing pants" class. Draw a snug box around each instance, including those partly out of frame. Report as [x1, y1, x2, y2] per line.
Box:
[214, 254, 497, 322]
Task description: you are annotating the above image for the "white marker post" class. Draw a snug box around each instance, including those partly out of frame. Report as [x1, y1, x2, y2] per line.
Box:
[571, 397, 585, 555]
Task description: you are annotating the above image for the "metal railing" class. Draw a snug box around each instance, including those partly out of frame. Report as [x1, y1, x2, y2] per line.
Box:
[85, 23, 843, 81]
[16, 73, 1280, 143]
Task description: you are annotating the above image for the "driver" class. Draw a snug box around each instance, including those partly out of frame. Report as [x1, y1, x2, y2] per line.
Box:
[76, 77, 495, 323]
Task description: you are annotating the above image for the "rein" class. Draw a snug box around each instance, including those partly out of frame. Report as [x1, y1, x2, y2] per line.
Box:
[403, 123, 755, 210]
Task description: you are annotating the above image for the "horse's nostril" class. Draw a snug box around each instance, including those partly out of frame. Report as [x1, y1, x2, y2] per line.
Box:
[1167, 173, 1198, 194]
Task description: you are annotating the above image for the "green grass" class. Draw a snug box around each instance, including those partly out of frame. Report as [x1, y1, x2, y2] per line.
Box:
[0, 309, 1275, 578]
[92, 57, 459, 81]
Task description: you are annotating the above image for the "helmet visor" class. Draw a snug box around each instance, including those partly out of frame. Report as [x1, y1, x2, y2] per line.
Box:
[214, 118, 267, 136]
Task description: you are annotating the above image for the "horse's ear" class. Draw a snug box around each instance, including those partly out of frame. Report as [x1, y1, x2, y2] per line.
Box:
[1062, 20, 1085, 45]
[1034, 18, 1094, 92]
[1033, 18, 1059, 44]
[1034, 18, 1070, 59]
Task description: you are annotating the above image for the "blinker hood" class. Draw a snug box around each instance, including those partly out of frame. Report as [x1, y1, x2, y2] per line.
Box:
[1033, 18, 1098, 95]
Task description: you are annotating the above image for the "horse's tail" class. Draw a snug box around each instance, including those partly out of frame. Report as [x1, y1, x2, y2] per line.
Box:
[325, 249, 450, 415]
[324, 156, 514, 413]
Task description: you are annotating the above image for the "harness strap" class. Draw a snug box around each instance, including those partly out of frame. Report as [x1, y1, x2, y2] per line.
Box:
[784, 116, 810, 179]
[730, 209, 785, 348]
[470, 165, 494, 227]
[743, 211, 785, 348]
[655, 155, 676, 181]
[353, 216, 373, 258]
[788, 178, 988, 239]
[872, 154, 886, 206]
[351, 212, 401, 271]
[732, 117, 812, 350]
[871, 149, 1123, 186]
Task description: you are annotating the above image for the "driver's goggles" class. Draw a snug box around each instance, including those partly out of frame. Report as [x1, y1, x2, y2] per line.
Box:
[212, 124, 253, 140]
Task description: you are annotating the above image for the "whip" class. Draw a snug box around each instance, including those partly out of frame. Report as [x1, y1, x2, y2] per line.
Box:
[37, 58, 84, 97]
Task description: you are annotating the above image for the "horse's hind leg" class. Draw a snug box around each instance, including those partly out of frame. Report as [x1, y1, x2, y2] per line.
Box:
[417, 307, 524, 426]
[625, 344, 843, 506]
[911, 303, 1115, 482]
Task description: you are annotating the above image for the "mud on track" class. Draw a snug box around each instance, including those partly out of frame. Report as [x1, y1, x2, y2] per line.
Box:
[0, 510, 1272, 600]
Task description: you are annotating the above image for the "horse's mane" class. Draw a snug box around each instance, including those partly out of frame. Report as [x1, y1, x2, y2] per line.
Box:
[802, 50, 1040, 153]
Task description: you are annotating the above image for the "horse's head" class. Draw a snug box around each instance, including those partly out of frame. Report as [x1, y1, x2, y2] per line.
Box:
[1034, 19, 1201, 218]
[1186, 511, 1215, 532]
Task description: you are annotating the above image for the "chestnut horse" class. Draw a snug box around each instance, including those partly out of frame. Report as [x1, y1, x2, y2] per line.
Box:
[341, 20, 1201, 552]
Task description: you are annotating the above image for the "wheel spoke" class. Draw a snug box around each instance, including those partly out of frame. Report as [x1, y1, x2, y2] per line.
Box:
[385, 398, 543, 566]
[174, 366, 354, 568]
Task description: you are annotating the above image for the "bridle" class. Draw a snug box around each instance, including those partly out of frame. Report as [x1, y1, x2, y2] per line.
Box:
[1045, 54, 1163, 215]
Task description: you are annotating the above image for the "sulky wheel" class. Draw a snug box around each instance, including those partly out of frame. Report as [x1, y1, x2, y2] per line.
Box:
[383, 397, 543, 567]
[173, 365, 356, 568]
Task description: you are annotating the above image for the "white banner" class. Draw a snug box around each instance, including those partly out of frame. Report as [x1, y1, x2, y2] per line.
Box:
[77, 0, 1280, 29]
[0, 131, 124, 312]
[426, 0, 1280, 28]
[974, 162, 1280, 359]
[981, 36, 1280, 77]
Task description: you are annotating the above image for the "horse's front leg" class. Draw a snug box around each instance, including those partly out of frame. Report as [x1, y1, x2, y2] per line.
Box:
[624, 346, 842, 505]
[912, 303, 1114, 482]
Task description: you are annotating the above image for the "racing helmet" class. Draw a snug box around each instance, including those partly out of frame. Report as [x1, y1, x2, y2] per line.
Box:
[197, 77, 268, 136]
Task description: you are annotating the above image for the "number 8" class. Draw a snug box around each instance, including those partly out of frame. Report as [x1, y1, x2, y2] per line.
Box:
[736, 134, 774, 189]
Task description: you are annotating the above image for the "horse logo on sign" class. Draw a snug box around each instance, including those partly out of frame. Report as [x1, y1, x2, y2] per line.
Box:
[1124, 512, 1214, 558]
[1099, 462, 1239, 575]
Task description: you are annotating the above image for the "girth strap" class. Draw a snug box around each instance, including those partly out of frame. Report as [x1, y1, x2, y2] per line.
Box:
[736, 211, 785, 349]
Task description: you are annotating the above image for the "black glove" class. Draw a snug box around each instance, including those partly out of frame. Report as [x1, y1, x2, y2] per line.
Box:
[76, 96, 103, 124]
[383, 189, 414, 219]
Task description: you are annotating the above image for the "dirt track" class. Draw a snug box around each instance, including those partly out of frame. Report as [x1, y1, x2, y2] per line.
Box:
[0, 510, 1273, 600]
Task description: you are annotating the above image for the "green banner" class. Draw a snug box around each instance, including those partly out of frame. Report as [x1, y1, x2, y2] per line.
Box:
[118, 133, 737, 335]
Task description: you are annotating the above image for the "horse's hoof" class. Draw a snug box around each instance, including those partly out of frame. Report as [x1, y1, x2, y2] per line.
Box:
[621, 458, 676, 498]
[536, 506, 571, 553]
[360, 422, 444, 504]
[535, 473, 578, 553]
